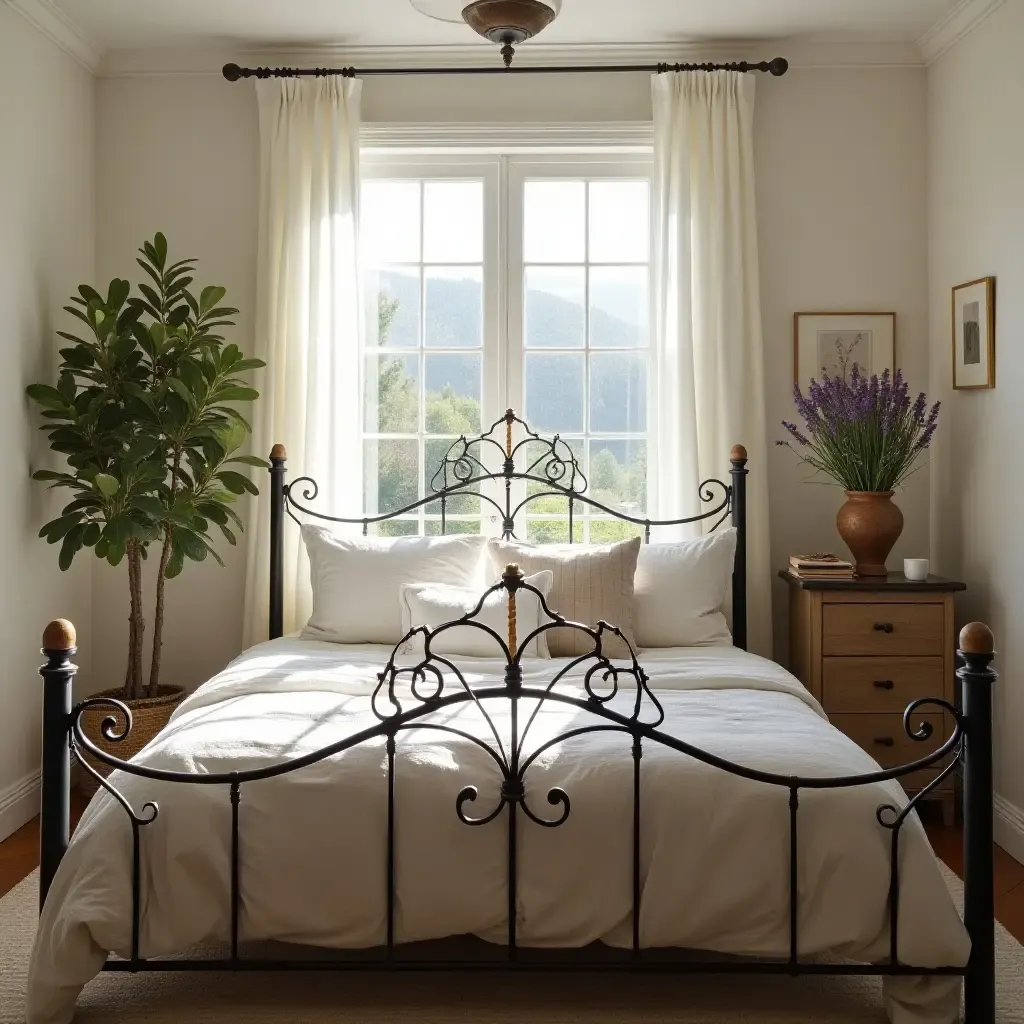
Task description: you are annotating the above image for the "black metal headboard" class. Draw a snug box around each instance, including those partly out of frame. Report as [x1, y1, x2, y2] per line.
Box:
[267, 410, 749, 648]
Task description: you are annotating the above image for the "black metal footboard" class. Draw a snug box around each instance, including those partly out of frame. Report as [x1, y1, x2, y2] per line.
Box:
[36, 594, 996, 1023]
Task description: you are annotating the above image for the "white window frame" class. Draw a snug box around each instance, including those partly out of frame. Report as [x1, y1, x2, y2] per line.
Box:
[359, 148, 654, 538]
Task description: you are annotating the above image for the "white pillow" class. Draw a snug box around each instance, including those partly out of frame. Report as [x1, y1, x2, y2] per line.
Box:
[633, 529, 737, 648]
[400, 571, 554, 659]
[300, 526, 487, 645]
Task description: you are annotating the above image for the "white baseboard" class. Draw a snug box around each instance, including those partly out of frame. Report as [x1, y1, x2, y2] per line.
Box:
[0, 770, 41, 842]
[994, 794, 1024, 866]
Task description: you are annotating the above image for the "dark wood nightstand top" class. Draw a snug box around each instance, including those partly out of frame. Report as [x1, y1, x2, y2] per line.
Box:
[779, 569, 966, 592]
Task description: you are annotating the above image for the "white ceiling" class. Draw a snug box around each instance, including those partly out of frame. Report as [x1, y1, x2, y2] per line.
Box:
[50, 0, 961, 52]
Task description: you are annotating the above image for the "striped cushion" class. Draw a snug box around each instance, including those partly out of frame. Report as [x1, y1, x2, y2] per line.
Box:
[486, 537, 641, 659]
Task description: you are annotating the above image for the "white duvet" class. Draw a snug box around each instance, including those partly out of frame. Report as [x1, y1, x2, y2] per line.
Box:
[28, 639, 968, 1024]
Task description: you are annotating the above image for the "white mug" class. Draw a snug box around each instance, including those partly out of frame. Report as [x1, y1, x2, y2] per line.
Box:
[904, 558, 930, 582]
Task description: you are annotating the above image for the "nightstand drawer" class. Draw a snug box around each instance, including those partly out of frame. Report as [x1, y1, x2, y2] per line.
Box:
[822, 604, 945, 656]
[822, 657, 944, 713]
[831, 712, 945, 767]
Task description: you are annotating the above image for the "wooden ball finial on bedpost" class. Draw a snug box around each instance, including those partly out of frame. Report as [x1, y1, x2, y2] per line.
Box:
[39, 619, 78, 912]
[503, 563, 523, 654]
[957, 620, 997, 1023]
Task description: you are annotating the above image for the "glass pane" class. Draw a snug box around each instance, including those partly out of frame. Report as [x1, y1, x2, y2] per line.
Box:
[424, 181, 483, 263]
[521, 437, 584, 496]
[589, 267, 648, 348]
[526, 517, 583, 544]
[425, 519, 482, 536]
[589, 353, 646, 434]
[525, 267, 585, 349]
[364, 439, 418, 516]
[425, 437, 481, 514]
[589, 519, 645, 544]
[371, 519, 420, 538]
[425, 267, 482, 349]
[425, 353, 482, 433]
[362, 181, 420, 264]
[369, 267, 419, 348]
[588, 439, 647, 515]
[524, 181, 585, 263]
[525, 353, 585, 433]
[588, 181, 650, 263]
[364, 354, 419, 433]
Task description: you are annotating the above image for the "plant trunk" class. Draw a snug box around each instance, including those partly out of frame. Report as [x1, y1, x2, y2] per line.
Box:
[126, 540, 146, 700]
[148, 529, 172, 697]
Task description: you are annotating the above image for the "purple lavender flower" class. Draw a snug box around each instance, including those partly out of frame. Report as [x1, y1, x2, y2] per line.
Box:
[779, 368, 940, 492]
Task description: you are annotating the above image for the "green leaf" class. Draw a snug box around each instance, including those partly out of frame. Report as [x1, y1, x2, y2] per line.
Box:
[82, 523, 101, 546]
[218, 523, 237, 546]
[153, 233, 168, 270]
[166, 376, 194, 407]
[93, 473, 119, 497]
[26, 384, 68, 410]
[131, 495, 166, 517]
[165, 545, 185, 579]
[105, 542, 125, 567]
[216, 470, 257, 496]
[199, 285, 227, 316]
[228, 359, 265, 374]
[78, 285, 103, 306]
[213, 387, 259, 403]
[167, 305, 190, 327]
[227, 455, 270, 468]
[107, 278, 131, 312]
[175, 529, 208, 561]
[40, 513, 83, 543]
[58, 524, 86, 571]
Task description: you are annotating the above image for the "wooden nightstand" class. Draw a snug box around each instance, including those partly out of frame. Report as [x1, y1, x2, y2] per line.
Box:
[780, 570, 966, 825]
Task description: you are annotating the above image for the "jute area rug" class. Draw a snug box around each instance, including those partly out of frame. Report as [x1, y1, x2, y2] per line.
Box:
[2, 868, 1023, 1023]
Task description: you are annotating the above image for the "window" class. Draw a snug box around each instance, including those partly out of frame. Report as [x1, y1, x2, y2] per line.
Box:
[360, 155, 652, 541]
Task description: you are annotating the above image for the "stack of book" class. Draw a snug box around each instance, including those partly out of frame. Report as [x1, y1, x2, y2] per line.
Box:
[789, 553, 855, 580]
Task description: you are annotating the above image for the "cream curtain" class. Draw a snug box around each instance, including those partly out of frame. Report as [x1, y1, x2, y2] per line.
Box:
[650, 71, 772, 656]
[242, 77, 364, 648]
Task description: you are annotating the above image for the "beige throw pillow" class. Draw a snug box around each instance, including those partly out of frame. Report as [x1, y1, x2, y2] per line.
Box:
[486, 537, 641, 659]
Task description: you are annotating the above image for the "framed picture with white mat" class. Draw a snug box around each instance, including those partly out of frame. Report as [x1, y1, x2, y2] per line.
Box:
[793, 312, 895, 390]
[952, 277, 996, 390]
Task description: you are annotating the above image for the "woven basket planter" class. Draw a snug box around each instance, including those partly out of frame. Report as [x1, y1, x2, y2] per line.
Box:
[76, 685, 185, 799]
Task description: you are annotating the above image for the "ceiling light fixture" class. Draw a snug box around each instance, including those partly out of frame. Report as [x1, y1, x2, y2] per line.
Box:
[409, 0, 562, 67]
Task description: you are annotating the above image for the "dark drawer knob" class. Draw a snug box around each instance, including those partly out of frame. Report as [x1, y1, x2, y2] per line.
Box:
[873, 679, 895, 690]
[873, 622, 894, 633]
[874, 736, 895, 747]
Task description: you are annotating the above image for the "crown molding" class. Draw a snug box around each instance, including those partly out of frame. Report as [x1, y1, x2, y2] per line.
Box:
[97, 36, 926, 79]
[919, 0, 1007, 64]
[3, 0, 101, 71]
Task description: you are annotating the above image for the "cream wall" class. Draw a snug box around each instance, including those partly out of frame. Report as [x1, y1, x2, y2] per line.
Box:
[90, 63, 931, 689]
[0, 7, 95, 838]
[927, 0, 1024, 851]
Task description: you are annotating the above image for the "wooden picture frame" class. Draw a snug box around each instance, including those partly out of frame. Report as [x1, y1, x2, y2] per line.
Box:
[952, 277, 996, 390]
[793, 312, 896, 389]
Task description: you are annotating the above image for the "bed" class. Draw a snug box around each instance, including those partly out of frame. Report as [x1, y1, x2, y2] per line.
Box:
[30, 412, 997, 1024]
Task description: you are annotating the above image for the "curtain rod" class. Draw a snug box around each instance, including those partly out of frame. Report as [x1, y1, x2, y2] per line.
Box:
[222, 58, 789, 82]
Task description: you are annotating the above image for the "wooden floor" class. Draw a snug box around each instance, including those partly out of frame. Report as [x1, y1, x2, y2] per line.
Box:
[3, 795, 1024, 944]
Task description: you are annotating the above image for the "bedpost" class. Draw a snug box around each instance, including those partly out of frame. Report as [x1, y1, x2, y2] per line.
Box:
[39, 619, 76, 913]
[729, 445, 748, 652]
[269, 444, 287, 640]
[959, 621, 996, 1024]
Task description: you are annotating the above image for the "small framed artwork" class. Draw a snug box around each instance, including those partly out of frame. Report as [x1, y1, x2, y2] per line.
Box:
[793, 312, 896, 389]
[952, 277, 995, 389]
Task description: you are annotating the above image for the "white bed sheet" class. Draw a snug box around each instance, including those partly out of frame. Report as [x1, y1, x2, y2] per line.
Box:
[27, 639, 968, 1024]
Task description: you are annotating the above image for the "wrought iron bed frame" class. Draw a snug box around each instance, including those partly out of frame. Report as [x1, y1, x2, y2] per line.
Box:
[37, 411, 996, 1022]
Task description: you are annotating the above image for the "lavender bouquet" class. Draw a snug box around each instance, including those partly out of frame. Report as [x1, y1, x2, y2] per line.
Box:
[779, 368, 940, 493]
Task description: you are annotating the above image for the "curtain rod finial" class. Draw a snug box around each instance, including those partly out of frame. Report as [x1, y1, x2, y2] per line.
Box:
[769, 57, 789, 76]
[223, 63, 242, 81]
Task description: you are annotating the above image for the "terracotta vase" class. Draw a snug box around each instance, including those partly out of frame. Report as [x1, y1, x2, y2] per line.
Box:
[836, 490, 904, 578]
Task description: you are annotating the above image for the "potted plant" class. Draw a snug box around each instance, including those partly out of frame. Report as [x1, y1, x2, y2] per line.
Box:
[28, 235, 265, 792]
[778, 367, 939, 577]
